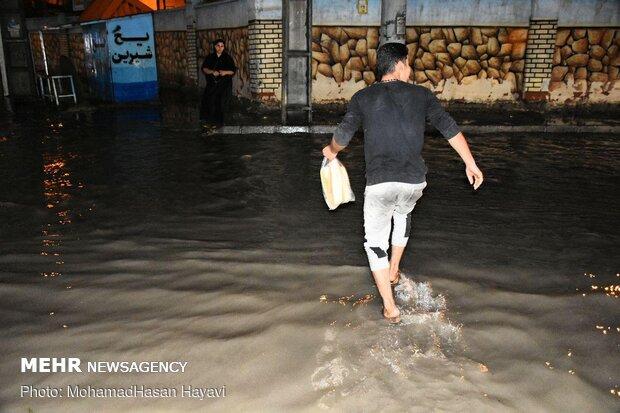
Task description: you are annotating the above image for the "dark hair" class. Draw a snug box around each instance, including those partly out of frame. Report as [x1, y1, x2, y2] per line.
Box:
[213, 39, 225, 50]
[376, 42, 408, 79]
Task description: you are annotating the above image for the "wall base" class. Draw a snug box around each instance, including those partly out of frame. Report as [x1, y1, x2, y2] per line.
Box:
[523, 91, 549, 102]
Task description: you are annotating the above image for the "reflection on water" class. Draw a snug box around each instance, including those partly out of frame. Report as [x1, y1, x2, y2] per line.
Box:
[0, 103, 618, 412]
[41, 153, 72, 277]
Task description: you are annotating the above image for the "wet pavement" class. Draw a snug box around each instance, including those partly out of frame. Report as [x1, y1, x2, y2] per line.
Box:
[0, 100, 618, 412]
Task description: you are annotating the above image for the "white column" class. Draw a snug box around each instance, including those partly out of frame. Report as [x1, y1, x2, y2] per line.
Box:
[380, 0, 406, 45]
[0, 27, 9, 96]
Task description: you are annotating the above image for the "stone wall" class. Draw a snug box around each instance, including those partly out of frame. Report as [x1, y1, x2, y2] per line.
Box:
[68, 32, 86, 80]
[197, 27, 250, 98]
[312, 26, 528, 102]
[155, 31, 190, 88]
[29, 32, 68, 75]
[42, 33, 62, 73]
[29, 32, 45, 73]
[549, 28, 619, 103]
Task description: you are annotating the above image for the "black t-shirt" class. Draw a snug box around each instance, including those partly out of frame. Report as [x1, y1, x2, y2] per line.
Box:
[201, 52, 237, 87]
[334, 81, 461, 186]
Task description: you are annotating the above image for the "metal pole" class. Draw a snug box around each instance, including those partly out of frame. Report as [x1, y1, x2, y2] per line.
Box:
[0, 24, 9, 96]
[380, 0, 406, 45]
[39, 31, 49, 75]
[281, 0, 288, 124]
[307, 0, 312, 123]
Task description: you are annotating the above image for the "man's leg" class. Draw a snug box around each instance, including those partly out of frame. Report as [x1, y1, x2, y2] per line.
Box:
[390, 210, 411, 282]
[199, 86, 210, 121]
[389, 245, 406, 283]
[219, 86, 232, 125]
[213, 86, 225, 126]
[205, 89, 218, 124]
[390, 183, 426, 281]
[363, 184, 398, 318]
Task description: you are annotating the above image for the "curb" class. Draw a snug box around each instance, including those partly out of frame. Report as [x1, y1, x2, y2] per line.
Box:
[214, 124, 620, 135]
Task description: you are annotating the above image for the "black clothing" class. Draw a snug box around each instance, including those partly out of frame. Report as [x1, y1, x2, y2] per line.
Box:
[200, 52, 237, 123]
[333, 81, 461, 185]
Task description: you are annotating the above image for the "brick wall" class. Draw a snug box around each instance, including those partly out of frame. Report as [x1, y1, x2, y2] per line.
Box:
[186, 25, 198, 85]
[248, 20, 282, 100]
[523, 19, 557, 99]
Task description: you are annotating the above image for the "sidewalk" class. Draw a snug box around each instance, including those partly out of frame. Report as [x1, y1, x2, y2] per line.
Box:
[4, 90, 619, 134]
[217, 98, 620, 134]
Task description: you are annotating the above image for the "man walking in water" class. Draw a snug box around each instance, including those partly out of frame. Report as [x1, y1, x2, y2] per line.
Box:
[322, 42, 483, 323]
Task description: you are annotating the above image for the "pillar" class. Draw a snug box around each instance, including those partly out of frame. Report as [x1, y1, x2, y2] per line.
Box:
[186, 24, 198, 86]
[185, 0, 198, 87]
[523, 18, 558, 101]
[380, 0, 406, 45]
[0, 26, 8, 96]
[58, 32, 69, 58]
[248, 20, 282, 101]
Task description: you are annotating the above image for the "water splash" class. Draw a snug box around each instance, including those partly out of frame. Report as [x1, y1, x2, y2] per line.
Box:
[394, 274, 446, 312]
[312, 274, 465, 409]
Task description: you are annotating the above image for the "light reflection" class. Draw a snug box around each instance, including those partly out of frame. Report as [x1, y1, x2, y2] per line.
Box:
[319, 293, 376, 308]
[594, 325, 617, 335]
[39, 150, 84, 280]
[579, 273, 618, 299]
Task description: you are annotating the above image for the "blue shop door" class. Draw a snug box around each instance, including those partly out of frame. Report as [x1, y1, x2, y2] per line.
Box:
[82, 22, 113, 100]
[106, 14, 158, 102]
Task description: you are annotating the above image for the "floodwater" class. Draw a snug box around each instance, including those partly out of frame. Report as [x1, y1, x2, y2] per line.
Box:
[0, 103, 618, 412]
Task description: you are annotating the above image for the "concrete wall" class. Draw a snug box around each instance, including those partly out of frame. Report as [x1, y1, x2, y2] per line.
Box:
[25, 15, 78, 31]
[311, 0, 620, 27]
[196, 0, 248, 30]
[532, 0, 619, 26]
[407, 0, 531, 27]
[249, 0, 282, 20]
[557, 0, 619, 27]
[193, 0, 281, 29]
[314, 0, 381, 26]
[153, 7, 186, 31]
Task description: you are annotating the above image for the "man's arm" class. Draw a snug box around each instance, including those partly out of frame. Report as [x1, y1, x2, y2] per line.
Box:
[201, 58, 215, 76]
[322, 97, 362, 160]
[447, 132, 483, 190]
[426, 90, 483, 190]
[218, 56, 236, 76]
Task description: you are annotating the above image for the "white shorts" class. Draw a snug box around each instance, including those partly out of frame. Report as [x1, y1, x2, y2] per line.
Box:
[363, 181, 427, 271]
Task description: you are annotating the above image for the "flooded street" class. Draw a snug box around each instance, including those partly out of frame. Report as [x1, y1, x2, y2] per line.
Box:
[0, 104, 618, 412]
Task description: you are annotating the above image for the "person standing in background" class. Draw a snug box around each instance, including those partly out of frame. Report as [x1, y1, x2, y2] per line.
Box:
[200, 39, 236, 127]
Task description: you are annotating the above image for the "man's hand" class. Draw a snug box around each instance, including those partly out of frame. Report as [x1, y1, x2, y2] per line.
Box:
[465, 163, 484, 190]
[447, 133, 483, 190]
[213, 70, 220, 77]
[322, 145, 338, 161]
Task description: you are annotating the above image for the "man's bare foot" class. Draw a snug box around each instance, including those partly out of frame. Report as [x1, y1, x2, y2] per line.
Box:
[389, 267, 400, 285]
[383, 306, 401, 324]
